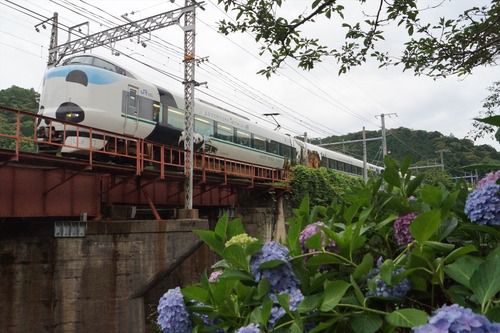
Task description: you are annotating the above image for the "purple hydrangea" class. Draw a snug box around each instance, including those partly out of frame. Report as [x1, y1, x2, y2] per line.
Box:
[465, 183, 500, 226]
[250, 241, 299, 292]
[299, 222, 336, 253]
[477, 171, 500, 188]
[235, 323, 260, 333]
[393, 212, 418, 246]
[367, 258, 411, 299]
[413, 304, 500, 333]
[268, 288, 304, 328]
[209, 270, 223, 283]
[157, 287, 192, 333]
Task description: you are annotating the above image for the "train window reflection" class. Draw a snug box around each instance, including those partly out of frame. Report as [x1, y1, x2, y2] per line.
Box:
[195, 116, 213, 136]
[167, 107, 184, 129]
[267, 140, 279, 155]
[235, 129, 250, 146]
[253, 135, 266, 151]
[216, 123, 233, 142]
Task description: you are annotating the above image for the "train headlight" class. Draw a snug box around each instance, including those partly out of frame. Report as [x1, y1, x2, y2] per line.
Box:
[55, 102, 85, 123]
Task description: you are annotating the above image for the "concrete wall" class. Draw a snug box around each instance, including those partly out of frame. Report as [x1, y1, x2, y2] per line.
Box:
[0, 219, 212, 333]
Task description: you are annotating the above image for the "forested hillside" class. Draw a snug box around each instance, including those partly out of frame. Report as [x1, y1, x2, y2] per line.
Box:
[312, 128, 499, 175]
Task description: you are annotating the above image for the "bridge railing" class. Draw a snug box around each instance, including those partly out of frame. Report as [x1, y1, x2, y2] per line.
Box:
[0, 106, 289, 184]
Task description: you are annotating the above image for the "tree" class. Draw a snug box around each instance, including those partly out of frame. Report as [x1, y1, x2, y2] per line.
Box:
[217, 0, 500, 78]
[469, 81, 500, 142]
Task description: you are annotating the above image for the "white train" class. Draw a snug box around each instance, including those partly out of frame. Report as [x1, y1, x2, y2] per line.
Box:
[37, 54, 382, 176]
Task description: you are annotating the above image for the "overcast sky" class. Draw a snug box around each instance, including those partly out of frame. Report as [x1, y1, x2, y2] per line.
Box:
[0, 0, 498, 162]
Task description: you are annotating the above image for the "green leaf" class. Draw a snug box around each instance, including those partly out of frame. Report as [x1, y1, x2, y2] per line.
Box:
[219, 269, 254, 281]
[400, 156, 412, 175]
[350, 314, 383, 333]
[423, 241, 455, 253]
[182, 286, 209, 303]
[223, 244, 248, 270]
[320, 280, 351, 311]
[375, 213, 397, 230]
[421, 185, 443, 207]
[444, 255, 483, 288]
[353, 253, 373, 279]
[227, 218, 245, 239]
[475, 115, 500, 127]
[215, 212, 229, 242]
[306, 253, 345, 268]
[406, 174, 424, 197]
[386, 309, 428, 328]
[255, 278, 270, 299]
[193, 229, 224, 256]
[259, 259, 287, 270]
[379, 259, 394, 285]
[470, 255, 500, 312]
[444, 245, 477, 264]
[304, 232, 322, 250]
[410, 209, 441, 242]
[298, 293, 323, 313]
[350, 275, 366, 305]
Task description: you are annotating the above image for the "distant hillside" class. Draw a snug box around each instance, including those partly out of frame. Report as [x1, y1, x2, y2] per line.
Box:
[311, 127, 500, 176]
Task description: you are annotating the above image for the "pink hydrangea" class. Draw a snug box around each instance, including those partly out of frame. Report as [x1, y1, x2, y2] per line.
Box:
[477, 170, 500, 188]
[299, 222, 336, 252]
[208, 270, 223, 283]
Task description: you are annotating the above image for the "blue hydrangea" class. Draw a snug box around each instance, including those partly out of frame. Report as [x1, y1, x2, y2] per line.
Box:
[157, 287, 192, 333]
[235, 323, 260, 333]
[413, 304, 500, 333]
[268, 288, 304, 328]
[367, 259, 411, 299]
[465, 183, 500, 226]
[250, 241, 299, 292]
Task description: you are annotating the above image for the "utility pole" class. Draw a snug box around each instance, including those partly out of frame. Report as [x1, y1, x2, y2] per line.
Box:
[362, 127, 368, 183]
[35, 12, 58, 67]
[183, 0, 196, 212]
[303, 132, 308, 165]
[436, 149, 449, 171]
[375, 113, 397, 158]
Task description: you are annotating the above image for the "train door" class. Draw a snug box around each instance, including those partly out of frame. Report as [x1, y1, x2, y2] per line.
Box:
[123, 86, 139, 136]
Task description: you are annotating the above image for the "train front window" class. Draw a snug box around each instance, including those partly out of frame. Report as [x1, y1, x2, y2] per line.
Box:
[152, 102, 161, 122]
[253, 135, 266, 151]
[93, 57, 118, 73]
[215, 123, 233, 142]
[235, 129, 250, 146]
[167, 107, 184, 129]
[281, 144, 292, 160]
[195, 116, 213, 136]
[64, 56, 93, 65]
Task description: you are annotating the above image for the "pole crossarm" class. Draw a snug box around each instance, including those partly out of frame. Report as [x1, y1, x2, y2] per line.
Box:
[319, 137, 382, 146]
[50, 4, 200, 63]
[408, 164, 443, 170]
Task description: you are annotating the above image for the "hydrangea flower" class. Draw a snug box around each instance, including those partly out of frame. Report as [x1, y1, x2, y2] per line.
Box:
[367, 258, 411, 299]
[157, 287, 192, 333]
[393, 212, 418, 246]
[413, 304, 500, 333]
[250, 241, 299, 292]
[465, 183, 500, 226]
[299, 222, 336, 252]
[208, 270, 223, 283]
[477, 170, 500, 188]
[235, 323, 260, 333]
[225, 233, 258, 248]
[268, 288, 304, 328]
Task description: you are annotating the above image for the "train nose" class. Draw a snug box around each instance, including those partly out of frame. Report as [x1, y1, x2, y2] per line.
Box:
[55, 102, 85, 123]
[66, 70, 88, 86]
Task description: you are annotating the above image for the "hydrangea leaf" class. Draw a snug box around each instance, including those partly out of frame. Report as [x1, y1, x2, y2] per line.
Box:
[444, 245, 477, 264]
[219, 269, 254, 281]
[320, 280, 351, 312]
[470, 255, 500, 312]
[380, 259, 394, 285]
[304, 232, 322, 250]
[423, 241, 455, 253]
[386, 309, 428, 328]
[227, 218, 245, 239]
[306, 253, 345, 268]
[420, 185, 443, 207]
[259, 259, 287, 270]
[224, 244, 248, 270]
[350, 314, 383, 333]
[193, 229, 225, 256]
[353, 253, 373, 279]
[410, 209, 441, 242]
[444, 255, 483, 288]
[383, 161, 401, 188]
[182, 286, 209, 303]
[298, 293, 323, 313]
[215, 212, 229, 242]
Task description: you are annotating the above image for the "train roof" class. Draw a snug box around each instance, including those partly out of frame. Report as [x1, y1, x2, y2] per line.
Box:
[60, 54, 140, 80]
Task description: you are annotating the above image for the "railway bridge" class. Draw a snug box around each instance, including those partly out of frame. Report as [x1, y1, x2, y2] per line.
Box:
[0, 106, 290, 332]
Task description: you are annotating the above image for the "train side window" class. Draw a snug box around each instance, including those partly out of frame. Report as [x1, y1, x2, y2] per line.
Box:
[167, 107, 184, 129]
[320, 156, 328, 167]
[337, 161, 345, 171]
[346, 164, 353, 174]
[267, 140, 279, 155]
[153, 102, 161, 122]
[195, 115, 213, 136]
[215, 123, 233, 142]
[128, 88, 137, 114]
[253, 135, 266, 151]
[235, 129, 251, 146]
[281, 144, 292, 160]
[328, 159, 336, 169]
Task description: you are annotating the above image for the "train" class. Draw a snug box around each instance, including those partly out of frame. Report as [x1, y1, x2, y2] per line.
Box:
[36, 54, 383, 176]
